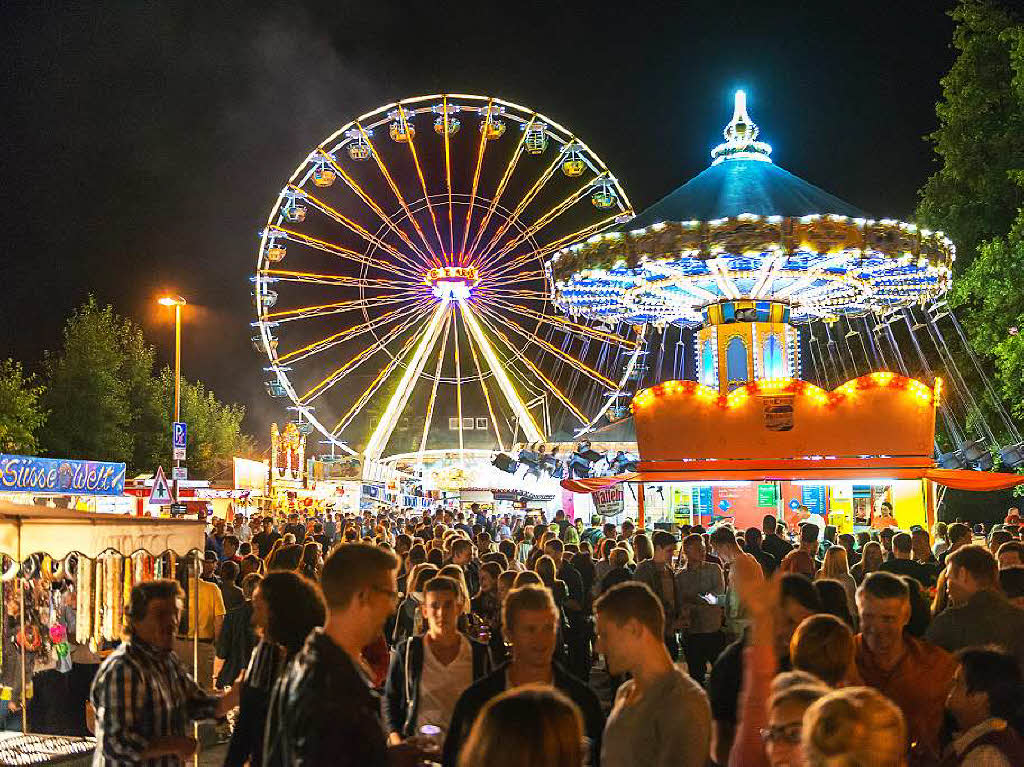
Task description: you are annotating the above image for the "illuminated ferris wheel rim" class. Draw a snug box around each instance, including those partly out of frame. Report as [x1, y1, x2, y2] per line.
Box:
[252, 92, 644, 459]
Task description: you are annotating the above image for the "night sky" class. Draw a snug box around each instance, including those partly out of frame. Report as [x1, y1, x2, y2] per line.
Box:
[0, 0, 962, 445]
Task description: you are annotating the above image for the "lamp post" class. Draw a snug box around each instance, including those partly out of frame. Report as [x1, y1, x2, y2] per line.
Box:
[158, 296, 186, 501]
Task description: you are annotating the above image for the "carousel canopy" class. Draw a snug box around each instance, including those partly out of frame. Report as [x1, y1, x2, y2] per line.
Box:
[629, 157, 864, 228]
[549, 91, 954, 327]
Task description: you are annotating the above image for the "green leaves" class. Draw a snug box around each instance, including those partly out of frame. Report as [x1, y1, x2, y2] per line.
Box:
[36, 296, 254, 477]
[0, 359, 47, 455]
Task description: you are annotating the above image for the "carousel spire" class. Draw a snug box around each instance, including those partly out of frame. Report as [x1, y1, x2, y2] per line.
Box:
[711, 89, 773, 165]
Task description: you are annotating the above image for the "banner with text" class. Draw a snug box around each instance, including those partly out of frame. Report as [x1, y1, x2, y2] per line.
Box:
[0, 454, 126, 496]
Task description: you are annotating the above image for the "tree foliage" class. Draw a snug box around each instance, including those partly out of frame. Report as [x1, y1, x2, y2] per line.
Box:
[0, 359, 47, 454]
[154, 367, 256, 479]
[917, 1, 1024, 268]
[38, 296, 255, 477]
[916, 1, 1024, 455]
[40, 297, 135, 462]
[950, 210, 1024, 422]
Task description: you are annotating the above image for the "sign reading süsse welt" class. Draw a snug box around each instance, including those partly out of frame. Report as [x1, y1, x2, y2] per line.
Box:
[0, 454, 126, 496]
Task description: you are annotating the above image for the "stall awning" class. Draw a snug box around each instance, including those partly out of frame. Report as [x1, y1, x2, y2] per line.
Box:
[561, 465, 1024, 494]
[0, 501, 206, 559]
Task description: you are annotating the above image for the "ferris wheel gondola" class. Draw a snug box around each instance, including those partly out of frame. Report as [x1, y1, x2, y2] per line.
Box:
[253, 94, 643, 461]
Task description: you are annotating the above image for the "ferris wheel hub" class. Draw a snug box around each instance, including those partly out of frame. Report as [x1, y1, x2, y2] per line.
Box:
[425, 266, 480, 301]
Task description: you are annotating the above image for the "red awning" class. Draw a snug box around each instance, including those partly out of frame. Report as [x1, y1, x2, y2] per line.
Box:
[560, 467, 1024, 493]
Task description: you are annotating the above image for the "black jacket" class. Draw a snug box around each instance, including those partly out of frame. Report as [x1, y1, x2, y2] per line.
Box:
[441, 661, 604, 767]
[264, 629, 388, 767]
[383, 634, 493, 738]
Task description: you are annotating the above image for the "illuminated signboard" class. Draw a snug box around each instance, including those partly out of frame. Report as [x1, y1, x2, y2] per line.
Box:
[0, 454, 126, 496]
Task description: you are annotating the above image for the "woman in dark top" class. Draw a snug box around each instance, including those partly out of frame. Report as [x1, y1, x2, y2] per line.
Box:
[224, 571, 326, 767]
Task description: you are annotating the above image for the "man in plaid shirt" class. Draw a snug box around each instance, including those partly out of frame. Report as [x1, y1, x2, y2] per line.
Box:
[90, 579, 240, 766]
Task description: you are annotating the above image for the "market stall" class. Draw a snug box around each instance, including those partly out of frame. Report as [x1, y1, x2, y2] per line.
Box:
[0, 501, 204, 764]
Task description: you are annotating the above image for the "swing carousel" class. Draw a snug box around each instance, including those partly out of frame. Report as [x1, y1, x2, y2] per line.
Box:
[555, 91, 1024, 531]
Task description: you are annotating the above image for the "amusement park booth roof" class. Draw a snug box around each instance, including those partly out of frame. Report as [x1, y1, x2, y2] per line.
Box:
[561, 374, 1024, 530]
[0, 500, 205, 559]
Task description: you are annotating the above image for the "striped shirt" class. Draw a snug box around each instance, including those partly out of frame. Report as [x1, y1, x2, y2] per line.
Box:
[90, 637, 219, 767]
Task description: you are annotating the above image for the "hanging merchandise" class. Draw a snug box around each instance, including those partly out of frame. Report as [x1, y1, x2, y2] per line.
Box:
[75, 556, 93, 644]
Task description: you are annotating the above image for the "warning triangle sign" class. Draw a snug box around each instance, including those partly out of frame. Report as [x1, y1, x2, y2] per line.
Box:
[149, 466, 174, 505]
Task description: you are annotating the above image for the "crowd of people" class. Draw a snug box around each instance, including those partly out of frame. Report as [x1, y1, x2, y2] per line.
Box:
[88, 502, 1024, 766]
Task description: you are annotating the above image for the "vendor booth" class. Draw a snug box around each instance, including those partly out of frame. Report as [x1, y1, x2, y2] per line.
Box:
[0, 502, 205, 764]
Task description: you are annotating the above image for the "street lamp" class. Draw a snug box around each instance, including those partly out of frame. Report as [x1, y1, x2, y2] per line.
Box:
[157, 296, 186, 498]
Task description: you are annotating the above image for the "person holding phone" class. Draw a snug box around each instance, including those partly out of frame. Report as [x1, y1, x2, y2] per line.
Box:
[675, 534, 726, 687]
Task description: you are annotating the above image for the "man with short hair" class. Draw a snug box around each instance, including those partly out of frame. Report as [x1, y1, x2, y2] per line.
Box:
[252, 518, 280, 559]
[675, 534, 725, 687]
[221, 535, 241, 564]
[450, 538, 479, 596]
[596, 583, 710, 767]
[283, 513, 305, 540]
[797, 523, 823, 570]
[939, 522, 973, 568]
[760, 515, 792, 563]
[265, 544, 427, 766]
[442, 586, 604, 767]
[384, 576, 491, 742]
[855, 572, 955, 764]
[742, 527, 777, 576]
[90, 580, 240, 765]
[997, 540, 1024, 569]
[215, 572, 261, 689]
[544, 537, 589, 680]
[926, 544, 1024, 669]
[599, 547, 634, 595]
[944, 647, 1024, 765]
[218, 561, 244, 610]
[633, 530, 681, 655]
[879, 532, 935, 587]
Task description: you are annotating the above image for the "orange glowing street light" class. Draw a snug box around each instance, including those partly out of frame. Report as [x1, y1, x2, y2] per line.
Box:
[157, 296, 186, 498]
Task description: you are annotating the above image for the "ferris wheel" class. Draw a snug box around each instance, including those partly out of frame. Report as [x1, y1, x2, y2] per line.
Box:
[252, 93, 644, 462]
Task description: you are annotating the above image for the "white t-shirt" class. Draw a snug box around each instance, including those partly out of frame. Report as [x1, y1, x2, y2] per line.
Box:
[804, 514, 826, 540]
[417, 635, 474, 736]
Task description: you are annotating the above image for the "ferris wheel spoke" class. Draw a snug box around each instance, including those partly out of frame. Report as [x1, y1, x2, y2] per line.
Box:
[318, 150, 432, 265]
[461, 304, 505, 450]
[461, 305, 545, 440]
[466, 115, 534, 258]
[268, 226, 420, 281]
[453, 300, 464, 452]
[303, 306, 433, 405]
[331, 326, 427, 436]
[276, 301, 429, 365]
[288, 185, 424, 275]
[263, 269, 399, 289]
[363, 300, 452, 460]
[355, 122, 442, 267]
[481, 176, 597, 269]
[442, 96, 456, 258]
[264, 291, 424, 323]
[474, 153, 561, 265]
[417, 310, 452, 459]
[475, 304, 617, 389]
[485, 296, 639, 349]
[395, 109, 448, 263]
[483, 213, 623, 283]
[460, 100, 496, 257]
[472, 309, 588, 425]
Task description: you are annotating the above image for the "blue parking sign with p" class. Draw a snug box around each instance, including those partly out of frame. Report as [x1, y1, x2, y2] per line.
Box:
[173, 422, 187, 449]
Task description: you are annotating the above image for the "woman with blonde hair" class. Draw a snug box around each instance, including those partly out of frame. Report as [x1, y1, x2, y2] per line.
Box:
[850, 541, 883, 585]
[816, 546, 857, 620]
[458, 685, 583, 767]
[802, 687, 907, 767]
